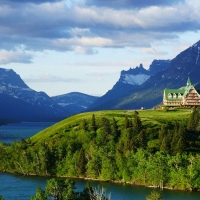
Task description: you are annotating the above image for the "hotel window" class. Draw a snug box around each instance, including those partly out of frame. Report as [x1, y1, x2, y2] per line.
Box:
[173, 93, 177, 98]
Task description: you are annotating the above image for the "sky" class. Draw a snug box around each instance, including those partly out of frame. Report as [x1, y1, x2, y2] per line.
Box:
[0, 0, 200, 97]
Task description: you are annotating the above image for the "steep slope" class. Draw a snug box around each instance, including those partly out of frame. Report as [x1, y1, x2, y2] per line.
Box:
[0, 68, 67, 120]
[89, 40, 200, 110]
[194, 82, 200, 94]
[89, 60, 170, 110]
[52, 92, 99, 114]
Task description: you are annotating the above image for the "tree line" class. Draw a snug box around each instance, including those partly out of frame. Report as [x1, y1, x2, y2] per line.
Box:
[0, 108, 200, 191]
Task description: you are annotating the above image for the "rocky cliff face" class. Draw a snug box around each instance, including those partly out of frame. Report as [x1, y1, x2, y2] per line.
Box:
[89, 60, 170, 110]
[89, 40, 200, 110]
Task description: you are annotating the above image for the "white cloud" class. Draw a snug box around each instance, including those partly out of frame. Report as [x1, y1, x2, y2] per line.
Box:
[0, 0, 200, 53]
[24, 73, 82, 83]
[141, 48, 168, 55]
[0, 51, 33, 64]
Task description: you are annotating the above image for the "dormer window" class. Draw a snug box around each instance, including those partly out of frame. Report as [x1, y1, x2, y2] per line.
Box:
[173, 93, 177, 98]
[178, 93, 182, 98]
[168, 93, 172, 98]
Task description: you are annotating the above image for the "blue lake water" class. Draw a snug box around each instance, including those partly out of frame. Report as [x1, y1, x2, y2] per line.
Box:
[0, 121, 55, 144]
[0, 122, 200, 200]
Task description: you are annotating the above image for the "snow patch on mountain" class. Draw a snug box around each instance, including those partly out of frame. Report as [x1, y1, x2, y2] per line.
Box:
[122, 74, 151, 85]
[58, 103, 73, 107]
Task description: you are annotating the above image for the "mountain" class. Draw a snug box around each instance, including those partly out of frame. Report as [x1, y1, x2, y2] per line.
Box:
[89, 60, 170, 110]
[0, 68, 100, 121]
[0, 68, 67, 121]
[52, 92, 99, 115]
[194, 82, 200, 94]
[89, 40, 200, 110]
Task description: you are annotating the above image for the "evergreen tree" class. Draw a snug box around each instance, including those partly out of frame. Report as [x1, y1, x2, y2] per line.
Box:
[159, 125, 167, 145]
[45, 178, 77, 200]
[124, 115, 130, 129]
[187, 107, 200, 131]
[123, 128, 135, 154]
[137, 130, 147, 149]
[77, 148, 87, 177]
[81, 119, 88, 131]
[101, 117, 111, 136]
[91, 114, 97, 132]
[111, 117, 119, 141]
[96, 117, 111, 146]
[133, 111, 142, 134]
[171, 122, 181, 155]
[30, 187, 47, 200]
[160, 135, 171, 154]
[175, 124, 187, 154]
[173, 123, 187, 154]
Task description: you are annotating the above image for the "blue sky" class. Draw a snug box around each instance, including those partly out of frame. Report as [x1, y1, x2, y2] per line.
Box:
[0, 0, 200, 96]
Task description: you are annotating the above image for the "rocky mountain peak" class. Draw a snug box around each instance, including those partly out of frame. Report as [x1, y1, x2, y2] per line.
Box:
[191, 40, 200, 49]
[0, 68, 29, 89]
[149, 60, 171, 75]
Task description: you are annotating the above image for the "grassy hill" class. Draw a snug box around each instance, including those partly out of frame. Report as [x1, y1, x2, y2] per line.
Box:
[1, 107, 200, 191]
[31, 108, 191, 144]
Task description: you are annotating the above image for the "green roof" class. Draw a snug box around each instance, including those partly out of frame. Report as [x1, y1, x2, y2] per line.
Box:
[187, 77, 191, 86]
[164, 89, 185, 101]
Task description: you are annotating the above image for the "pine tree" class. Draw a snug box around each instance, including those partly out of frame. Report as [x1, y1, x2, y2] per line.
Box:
[91, 114, 97, 132]
[101, 117, 111, 135]
[187, 107, 200, 132]
[31, 187, 47, 200]
[77, 148, 86, 177]
[111, 117, 119, 141]
[137, 130, 147, 149]
[124, 129, 134, 153]
[124, 115, 130, 129]
[160, 135, 171, 154]
[174, 124, 187, 154]
[171, 122, 180, 154]
[159, 124, 167, 145]
[82, 119, 88, 131]
[133, 111, 142, 134]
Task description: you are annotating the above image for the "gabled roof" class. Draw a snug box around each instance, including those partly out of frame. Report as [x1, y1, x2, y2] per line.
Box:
[186, 77, 191, 86]
[164, 88, 185, 100]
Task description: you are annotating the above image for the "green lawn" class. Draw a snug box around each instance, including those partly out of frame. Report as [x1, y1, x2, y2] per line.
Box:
[30, 108, 191, 144]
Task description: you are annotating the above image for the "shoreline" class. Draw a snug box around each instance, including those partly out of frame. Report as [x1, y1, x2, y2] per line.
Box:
[1, 170, 199, 192]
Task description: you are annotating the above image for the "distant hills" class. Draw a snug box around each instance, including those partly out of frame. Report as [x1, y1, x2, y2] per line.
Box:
[88, 40, 200, 110]
[52, 92, 99, 115]
[1, 40, 200, 120]
[0, 69, 98, 121]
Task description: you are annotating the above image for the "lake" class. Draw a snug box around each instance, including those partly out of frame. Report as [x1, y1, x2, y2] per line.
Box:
[0, 122, 200, 200]
[0, 121, 55, 144]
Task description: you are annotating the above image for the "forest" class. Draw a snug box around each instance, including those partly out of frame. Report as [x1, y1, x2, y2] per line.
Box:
[0, 107, 200, 191]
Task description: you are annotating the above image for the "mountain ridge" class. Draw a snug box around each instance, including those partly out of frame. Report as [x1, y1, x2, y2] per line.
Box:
[0, 69, 98, 121]
[88, 40, 200, 110]
[89, 60, 170, 110]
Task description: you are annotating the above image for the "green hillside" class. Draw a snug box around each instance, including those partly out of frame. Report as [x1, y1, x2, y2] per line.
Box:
[31, 108, 190, 144]
[1, 108, 200, 191]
